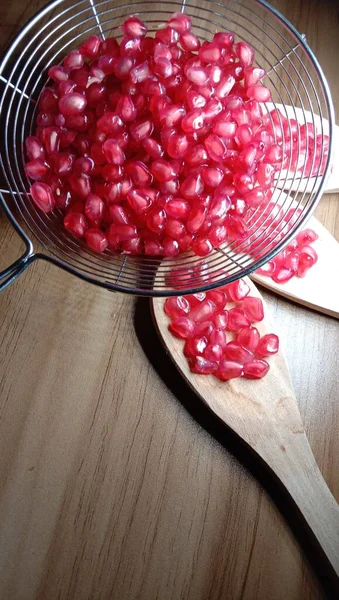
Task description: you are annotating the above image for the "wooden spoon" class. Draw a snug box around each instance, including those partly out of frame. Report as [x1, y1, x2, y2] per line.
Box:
[152, 279, 339, 580]
[250, 213, 339, 318]
[264, 103, 339, 194]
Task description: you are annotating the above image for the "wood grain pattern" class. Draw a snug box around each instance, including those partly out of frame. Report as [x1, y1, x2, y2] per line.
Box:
[0, 1, 339, 599]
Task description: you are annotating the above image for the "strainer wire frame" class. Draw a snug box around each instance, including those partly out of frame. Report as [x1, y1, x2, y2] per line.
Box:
[0, 0, 335, 295]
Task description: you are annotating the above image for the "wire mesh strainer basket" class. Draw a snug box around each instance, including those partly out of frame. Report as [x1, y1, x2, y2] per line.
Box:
[0, 0, 334, 295]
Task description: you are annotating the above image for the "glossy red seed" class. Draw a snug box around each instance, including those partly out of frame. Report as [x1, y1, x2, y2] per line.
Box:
[151, 159, 177, 182]
[210, 328, 227, 348]
[223, 342, 253, 364]
[247, 84, 271, 102]
[30, 182, 55, 212]
[63, 50, 84, 70]
[180, 32, 200, 51]
[227, 307, 250, 331]
[225, 279, 250, 302]
[256, 333, 279, 357]
[79, 35, 101, 58]
[130, 118, 154, 141]
[237, 326, 260, 352]
[25, 158, 50, 181]
[168, 12, 192, 34]
[235, 42, 254, 67]
[242, 296, 264, 322]
[215, 74, 235, 99]
[165, 296, 190, 319]
[189, 299, 216, 323]
[85, 194, 105, 224]
[184, 335, 208, 358]
[191, 237, 213, 256]
[69, 173, 91, 198]
[218, 360, 243, 381]
[212, 310, 228, 329]
[165, 198, 190, 219]
[102, 139, 125, 165]
[204, 343, 223, 362]
[85, 229, 108, 253]
[206, 290, 227, 309]
[181, 109, 205, 132]
[243, 359, 269, 379]
[64, 212, 87, 237]
[204, 134, 227, 162]
[186, 205, 207, 233]
[109, 223, 138, 241]
[109, 204, 129, 225]
[190, 356, 218, 375]
[213, 31, 234, 47]
[59, 92, 87, 116]
[127, 189, 152, 214]
[296, 228, 319, 247]
[48, 66, 69, 83]
[142, 138, 164, 159]
[144, 239, 164, 255]
[163, 237, 180, 256]
[122, 16, 147, 38]
[53, 152, 74, 176]
[25, 136, 45, 160]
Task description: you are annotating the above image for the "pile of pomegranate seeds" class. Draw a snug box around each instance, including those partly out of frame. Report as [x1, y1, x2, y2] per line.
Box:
[25, 13, 283, 257]
[164, 278, 279, 380]
[255, 225, 319, 283]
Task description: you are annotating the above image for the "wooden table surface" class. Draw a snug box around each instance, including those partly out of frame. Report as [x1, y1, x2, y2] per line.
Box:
[0, 1, 338, 599]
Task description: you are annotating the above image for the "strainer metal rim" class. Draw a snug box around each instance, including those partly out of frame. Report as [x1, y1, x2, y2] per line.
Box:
[0, 0, 335, 295]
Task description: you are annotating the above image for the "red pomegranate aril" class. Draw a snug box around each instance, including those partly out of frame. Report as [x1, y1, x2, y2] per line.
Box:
[256, 163, 275, 188]
[43, 127, 60, 155]
[102, 139, 125, 165]
[226, 278, 250, 302]
[218, 360, 243, 381]
[184, 335, 208, 358]
[213, 310, 228, 329]
[122, 237, 143, 254]
[85, 228, 108, 253]
[256, 333, 279, 357]
[59, 92, 87, 116]
[122, 16, 147, 38]
[255, 261, 276, 276]
[165, 218, 185, 239]
[191, 237, 213, 256]
[272, 266, 294, 284]
[142, 138, 163, 159]
[130, 118, 154, 141]
[163, 236, 180, 256]
[186, 205, 207, 233]
[144, 239, 164, 255]
[242, 296, 264, 322]
[247, 84, 271, 102]
[30, 182, 55, 212]
[166, 133, 188, 159]
[114, 56, 135, 79]
[53, 152, 74, 176]
[181, 109, 205, 132]
[201, 167, 224, 188]
[235, 41, 254, 67]
[63, 50, 84, 70]
[168, 12, 191, 34]
[190, 356, 218, 375]
[296, 228, 319, 246]
[186, 89, 206, 110]
[204, 343, 224, 362]
[213, 118, 237, 138]
[60, 129, 77, 148]
[244, 67, 265, 87]
[186, 66, 209, 86]
[215, 74, 235, 99]
[86, 83, 107, 108]
[227, 307, 250, 331]
[165, 198, 190, 219]
[244, 187, 265, 208]
[154, 57, 173, 78]
[243, 359, 269, 379]
[199, 41, 221, 63]
[36, 112, 55, 127]
[223, 341, 253, 364]
[79, 35, 101, 58]
[185, 145, 209, 166]
[237, 326, 260, 353]
[150, 158, 176, 182]
[64, 211, 87, 237]
[209, 224, 227, 246]
[192, 320, 212, 338]
[127, 188, 152, 214]
[25, 136, 45, 160]
[109, 204, 129, 225]
[206, 290, 227, 309]
[25, 158, 50, 181]
[180, 32, 200, 51]
[189, 299, 216, 324]
[204, 134, 227, 162]
[298, 244, 318, 269]
[130, 61, 151, 83]
[209, 328, 227, 348]
[114, 94, 136, 122]
[165, 295, 190, 319]
[203, 98, 223, 121]
[69, 173, 91, 199]
[85, 193, 105, 224]
[39, 88, 58, 112]
[109, 223, 138, 242]
[48, 65, 69, 83]
[213, 31, 234, 47]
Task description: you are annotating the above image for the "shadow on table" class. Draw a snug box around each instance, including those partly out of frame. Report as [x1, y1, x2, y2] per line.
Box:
[134, 296, 339, 600]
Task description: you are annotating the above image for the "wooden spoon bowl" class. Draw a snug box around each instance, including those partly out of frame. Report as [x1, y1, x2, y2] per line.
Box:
[152, 279, 339, 581]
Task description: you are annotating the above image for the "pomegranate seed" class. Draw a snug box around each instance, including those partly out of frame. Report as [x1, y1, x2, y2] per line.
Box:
[189, 299, 216, 323]
[180, 32, 200, 51]
[130, 118, 154, 141]
[151, 158, 177, 182]
[213, 31, 234, 47]
[242, 296, 264, 322]
[225, 279, 250, 302]
[25, 158, 50, 181]
[204, 343, 223, 362]
[255, 261, 276, 276]
[296, 228, 319, 246]
[186, 206, 207, 233]
[204, 134, 227, 162]
[227, 308, 250, 331]
[184, 335, 209, 358]
[209, 328, 227, 348]
[109, 204, 129, 225]
[224, 342, 253, 364]
[122, 16, 147, 38]
[144, 239, 163, 255]
[256, 333, 279, 357]
[247, 84, 272, 102]
[53, 152, 74, 176]
[109, 223, 138, 242]
[243, 360, 269, 379]
[193, 320, 213, 337]
[85, 229, 108, 253]
[190, 356, 218, 375]
[64, 212, 87, 237]
[122, 237, 143, 254]
[114, 56, 135, 79]
[48, 66, 69, 83]
[212, 310, 228, 329]
[272, 266, 294, 284]
[215, 74, 235, 99]
[235, 42, 254, 67]
[163, 237, 180, 256]
[297, 245, 318, 276]
[143, 138, 164, 159]
[63, 50, 84, 70]
[165, 296, 190, 319]
[237, 326, 260, 352]
[168, 12, 191, 34]
[181, 109, 205, 132]
[25, 136, 45, 160]
[102, 139, 125, 165]
[58, 92, 87, 115]
[186, 66, 209, 86]
[127, 188, 152, 214]
[218, 360, 243, 381]
[191, 237, 213, 256]
[199, 42, 221, 63]
[80, 35, 101, 58]
[30, 182, 55, 212]
[165, 198, 190, 219]
[85, 193, 104, 224]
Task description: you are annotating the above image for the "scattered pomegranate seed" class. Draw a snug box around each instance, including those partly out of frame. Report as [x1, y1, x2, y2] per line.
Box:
[30, 182, 55, 212]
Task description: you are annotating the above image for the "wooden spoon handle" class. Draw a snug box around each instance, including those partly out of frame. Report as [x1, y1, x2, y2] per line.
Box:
[258, 422, 339, 576]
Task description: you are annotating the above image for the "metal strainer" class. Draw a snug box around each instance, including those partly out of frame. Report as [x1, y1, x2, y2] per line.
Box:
[0, 0, 334, 295]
